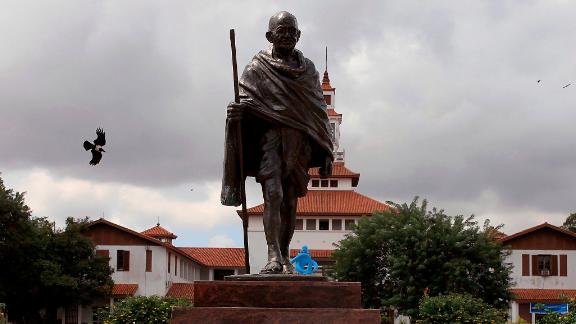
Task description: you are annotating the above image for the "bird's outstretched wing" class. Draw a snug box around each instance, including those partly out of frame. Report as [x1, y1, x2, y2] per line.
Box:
[94, 128, 106, 146]
[83, 141, 93, 151]
[90, 150, 103, 165]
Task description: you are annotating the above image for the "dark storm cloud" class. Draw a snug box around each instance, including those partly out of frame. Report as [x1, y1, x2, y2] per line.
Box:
[1, 0, 576, 235]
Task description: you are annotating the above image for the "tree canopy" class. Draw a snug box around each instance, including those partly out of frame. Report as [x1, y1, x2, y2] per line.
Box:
[562, 212, 576, 233]
[330, 197, 512, 319]
[0, 175, 113, 322]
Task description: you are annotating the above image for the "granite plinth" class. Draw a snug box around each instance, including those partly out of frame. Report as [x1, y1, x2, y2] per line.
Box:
[192, 280, 361, 308]
[171, 307, 381, 324]
[225, 274, 326, 281]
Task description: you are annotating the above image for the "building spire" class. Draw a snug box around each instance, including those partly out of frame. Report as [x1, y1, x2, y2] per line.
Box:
[157, 216, 160, 227]
[325, 46, 328, 72]
[322, 46, 333, 90]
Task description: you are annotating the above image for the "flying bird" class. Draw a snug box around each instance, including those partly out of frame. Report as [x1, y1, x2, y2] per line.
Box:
[563, 83, 571, 89]
[83, 128, 106, 165]
[537, 80, 541, 83]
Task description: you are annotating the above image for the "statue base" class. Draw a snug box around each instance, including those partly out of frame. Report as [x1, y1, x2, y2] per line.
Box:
[171, 279, 380, 323]
[225, 273, 326, 281]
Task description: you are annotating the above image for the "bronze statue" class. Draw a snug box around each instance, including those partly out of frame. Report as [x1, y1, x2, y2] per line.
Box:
[222, 11, 334, 274]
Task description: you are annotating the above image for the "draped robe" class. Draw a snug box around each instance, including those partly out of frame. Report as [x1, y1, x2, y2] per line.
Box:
[221, 47, 334, 206]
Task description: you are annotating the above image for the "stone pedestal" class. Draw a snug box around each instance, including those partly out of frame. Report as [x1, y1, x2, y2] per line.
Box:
[171, 279, 380, 323]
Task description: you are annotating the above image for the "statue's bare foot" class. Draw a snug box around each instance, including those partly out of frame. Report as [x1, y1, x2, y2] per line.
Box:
[260, 260, 283, 274]
[282, 261, 295, 274]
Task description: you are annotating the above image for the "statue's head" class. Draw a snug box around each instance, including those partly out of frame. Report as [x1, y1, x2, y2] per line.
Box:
[266, 11, 301, 54]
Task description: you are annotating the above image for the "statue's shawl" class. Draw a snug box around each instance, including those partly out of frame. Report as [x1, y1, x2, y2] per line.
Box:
[221, 48, 333, 206]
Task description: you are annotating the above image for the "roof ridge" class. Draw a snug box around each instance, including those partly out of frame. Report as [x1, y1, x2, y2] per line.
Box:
[501, 222, 576, 242]
[87, 218, 200, 264]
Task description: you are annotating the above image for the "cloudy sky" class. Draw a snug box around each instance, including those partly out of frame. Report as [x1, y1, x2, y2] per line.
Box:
[1, 0, 575, 247]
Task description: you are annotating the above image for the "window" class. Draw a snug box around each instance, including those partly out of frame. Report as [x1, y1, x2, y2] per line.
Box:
[330, 180, 338, 187]
[65, 306, 78, 324]
[146, 250, 152, 272]
[332, 219, 342, 231]
[306, 219, 316, 230]
[311, 179, 319, 187]
[295, 219, 303, 230]
[330, 123, 336, 141]
[319, 219, 329, 230]
[538, 255, 551, 276]
[168, 252, 171, 273]
[324, 95, 331, 105]
[116, 250, 130, 271]
[345, 219, 356, 231]
[321, 180, 329, 187]
[175, 256, 178, 276]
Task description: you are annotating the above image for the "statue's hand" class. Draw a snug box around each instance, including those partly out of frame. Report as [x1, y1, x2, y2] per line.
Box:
[319, 157, 333, 178]
[227, 102, 244, 121]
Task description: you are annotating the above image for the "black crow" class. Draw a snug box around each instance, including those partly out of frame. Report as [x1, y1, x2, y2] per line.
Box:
[83, 128, 106, 165]
[537, 80, 541, 83]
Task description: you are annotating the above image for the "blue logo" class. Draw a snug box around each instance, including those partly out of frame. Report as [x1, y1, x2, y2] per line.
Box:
[290, 245, 318, 275]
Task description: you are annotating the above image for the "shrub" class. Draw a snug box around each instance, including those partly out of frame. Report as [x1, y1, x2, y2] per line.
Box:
[536, 299, 576, 324]
[97, 296, 191, 324]
[416, 293, 507, 323]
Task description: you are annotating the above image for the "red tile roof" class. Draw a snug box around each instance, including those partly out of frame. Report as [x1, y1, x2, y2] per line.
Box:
[86, 219, 201, 265]
[111, 284, 138, 296]
[166, 283, 194, 300]
[511, 289, 576, 302]
[141, 224, 177, 239]
[322, 70, 335, 91]
[327, 108, 341, 117]
[309, 163, 360, 186]
[290, 249, 334, 259]
[500, 222, 576, 242]
[245, 190, 391, 216]
[178, 247, 245, 268]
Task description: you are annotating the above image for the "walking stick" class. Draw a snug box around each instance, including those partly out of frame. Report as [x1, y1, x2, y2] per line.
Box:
[230, 29, 250, 274]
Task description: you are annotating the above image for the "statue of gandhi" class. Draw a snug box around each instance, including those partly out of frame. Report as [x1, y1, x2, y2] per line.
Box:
[221, 11, 334, 274]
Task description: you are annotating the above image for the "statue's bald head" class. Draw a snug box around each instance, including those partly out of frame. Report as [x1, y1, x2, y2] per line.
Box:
[266, 11, 301, 57]
[268, 11, 298, 32]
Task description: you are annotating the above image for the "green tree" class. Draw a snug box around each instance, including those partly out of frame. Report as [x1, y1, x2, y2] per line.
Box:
[562, 213, 576, 233]
[0, 175, 113, 322]
[416, 293, 507, 323]
[331, 197, 512, 319]
[97, 296, 191, 324]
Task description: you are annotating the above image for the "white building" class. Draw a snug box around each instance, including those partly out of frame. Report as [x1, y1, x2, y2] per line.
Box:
[244, 68, 391, 274]
[501, 223, 576, 323]
[58, 219, 245, 323]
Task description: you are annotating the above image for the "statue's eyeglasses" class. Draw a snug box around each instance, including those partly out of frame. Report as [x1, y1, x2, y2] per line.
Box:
[273, 26, 298, 36]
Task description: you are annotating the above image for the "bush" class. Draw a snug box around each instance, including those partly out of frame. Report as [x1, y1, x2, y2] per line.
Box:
[416, 293, 507, 323]
[97, 296, 191, 324]
[536, 300, 576, 324]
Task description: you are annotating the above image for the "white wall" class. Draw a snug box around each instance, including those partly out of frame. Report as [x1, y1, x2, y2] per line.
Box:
[97, 244, 200, 297]
[247, 216, 357, 273]
[98, 244, 169, 296]
[506, 250, 576, 289]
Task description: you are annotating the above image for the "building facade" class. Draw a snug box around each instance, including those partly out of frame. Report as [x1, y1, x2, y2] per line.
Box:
[59, 219, 245, 323]
[501, 223, 576, 323]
